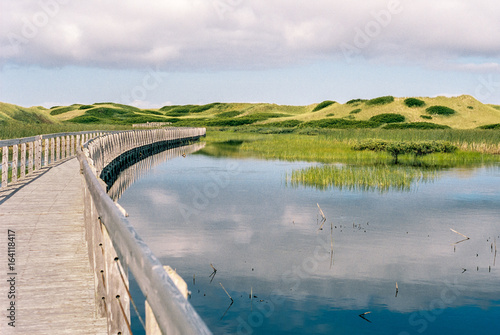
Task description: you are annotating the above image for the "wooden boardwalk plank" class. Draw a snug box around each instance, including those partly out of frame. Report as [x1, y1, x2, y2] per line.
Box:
[0, 158, 107, 335]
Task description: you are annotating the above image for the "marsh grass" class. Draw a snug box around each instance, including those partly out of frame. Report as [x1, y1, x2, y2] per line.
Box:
[289, 164, 440, 192]
[202, 129, 499, 192]
[208, 128, 500, 156]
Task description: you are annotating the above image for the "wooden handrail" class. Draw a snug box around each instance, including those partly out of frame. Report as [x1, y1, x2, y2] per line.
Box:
[78, 128, 211, 335]
[1, 131, 107, 188]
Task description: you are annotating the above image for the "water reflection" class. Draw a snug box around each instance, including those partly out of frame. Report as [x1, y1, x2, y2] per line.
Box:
[116, 151, 500, 335]
[108, 142, 205, 200]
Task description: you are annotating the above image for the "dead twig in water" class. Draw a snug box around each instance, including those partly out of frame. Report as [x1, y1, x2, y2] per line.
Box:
[359, 312, 372, 323]
[317, 203, 326, 221]
[450, 228, 470, 240]
[317, 203, 326, 230]
[451, 238, 470, 246]
[220, 282, 233, 302]
[209, 263, 217, 283]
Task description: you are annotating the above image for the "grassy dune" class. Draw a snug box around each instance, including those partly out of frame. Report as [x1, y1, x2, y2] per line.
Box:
[1, 96, 500, 139]
[2, 98, 498, 192]
[0, 102, 130, 139]
[278, 95, 500, 129]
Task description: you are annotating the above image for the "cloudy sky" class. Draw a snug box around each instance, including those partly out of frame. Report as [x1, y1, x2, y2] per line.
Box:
[1, 0, 500, 108]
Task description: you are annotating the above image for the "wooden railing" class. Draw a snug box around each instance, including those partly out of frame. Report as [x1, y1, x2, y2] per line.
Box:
[0, 131, 104, 188]
[132, 122, 172, 128]
[78, 128, 211, 335]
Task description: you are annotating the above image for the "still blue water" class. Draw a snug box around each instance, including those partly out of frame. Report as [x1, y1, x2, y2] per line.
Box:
[118, 148, 500, 335]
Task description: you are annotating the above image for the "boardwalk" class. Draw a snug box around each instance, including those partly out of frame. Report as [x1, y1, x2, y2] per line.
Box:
[0, 158, 107, 334]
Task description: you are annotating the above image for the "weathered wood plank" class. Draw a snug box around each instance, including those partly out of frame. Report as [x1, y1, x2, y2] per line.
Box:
[0, 158, 107, 334]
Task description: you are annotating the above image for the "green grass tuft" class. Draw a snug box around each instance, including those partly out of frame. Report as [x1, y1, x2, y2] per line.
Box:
[404, 98, 426, 108]
[345, 99, 367, 105]
[426, 105, 456, 116]
[264, 120, 303, 127]
[50, 106, 75, 115]
[383, 122, 450, 129]
[369, 113, 405, 123]
[312, 100, 336, 112]
[290, 165, 439, 192]
[366, 96, 394, 106]
[478, 123, 500, 129]
[67, 115, 101, 123]
[140, 110, 163, 115]
[300, 118, 380, 129]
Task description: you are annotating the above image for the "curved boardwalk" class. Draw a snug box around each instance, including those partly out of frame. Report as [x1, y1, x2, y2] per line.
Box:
[0, 158, 107, 334]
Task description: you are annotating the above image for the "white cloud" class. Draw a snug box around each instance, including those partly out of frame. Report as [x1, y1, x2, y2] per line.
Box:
[1, 0, 499, 71]
[452, 62, 500, 73]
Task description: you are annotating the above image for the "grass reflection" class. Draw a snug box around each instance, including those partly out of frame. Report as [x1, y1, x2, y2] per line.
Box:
[199, 130, 500, 192]
[289, 164, 440, 192]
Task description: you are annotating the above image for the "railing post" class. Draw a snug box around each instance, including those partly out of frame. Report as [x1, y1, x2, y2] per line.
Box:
[34, 138, 39, 171]
[56, 137, 61, 162]
[71, 135, 75, 156]
[102, 225, 131, 335]
[51, 138, 55, 164]
[61, 136, 65, 159]
[21, 143, 26, 179]
[66, 135, 70, 158]
[12, 144, 18, 184]
[1, 146, 7, 187]
[44, 138, 49, 166]
[82, 183, 107, 318]
[36, 135, 42, 170]
[28, 142, 34, 174]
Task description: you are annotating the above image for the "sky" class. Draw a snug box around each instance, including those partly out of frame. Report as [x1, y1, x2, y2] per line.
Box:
[1, 0, 500, 108]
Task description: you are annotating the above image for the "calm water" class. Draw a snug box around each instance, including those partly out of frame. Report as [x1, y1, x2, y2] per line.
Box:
[117, 145, 500, 335]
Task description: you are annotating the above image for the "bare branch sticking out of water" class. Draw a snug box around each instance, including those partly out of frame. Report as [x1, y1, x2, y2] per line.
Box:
[209, 263, 217, 283]
[317, 203, 327, 230]
[450, 228, 470, 240]
[359, 312, 372, 323]
[317, 203, 326, 221]
[451, 238, 470, 246]
[220, 282, 233, 302]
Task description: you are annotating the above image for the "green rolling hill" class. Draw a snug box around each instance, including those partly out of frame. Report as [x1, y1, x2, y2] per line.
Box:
[1, 95, 500, 136]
